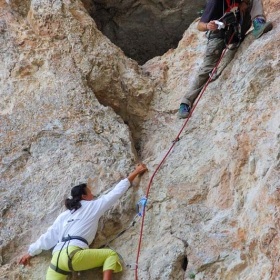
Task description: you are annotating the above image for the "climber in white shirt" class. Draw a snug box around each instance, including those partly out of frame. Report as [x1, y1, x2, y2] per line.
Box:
[19, 163, 148, 280]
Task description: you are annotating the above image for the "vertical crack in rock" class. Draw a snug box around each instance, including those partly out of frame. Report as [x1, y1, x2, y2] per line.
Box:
[182, 256, 188, 271]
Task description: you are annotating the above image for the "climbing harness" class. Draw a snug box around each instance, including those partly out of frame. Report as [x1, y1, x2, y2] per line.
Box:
[222, 0, 243, 49]
[220, 11, 243, 49]
[206, 0, 243, 50]
[49, 235, 88, 275]
[133, 22, 238, 280]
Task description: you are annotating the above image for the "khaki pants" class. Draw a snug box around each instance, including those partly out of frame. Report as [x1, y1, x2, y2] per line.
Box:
[251, 0, 265, 20]
[181, 0, 265, 106]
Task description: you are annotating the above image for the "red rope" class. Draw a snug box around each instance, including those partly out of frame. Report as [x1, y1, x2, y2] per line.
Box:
[134, 32, 235, 279]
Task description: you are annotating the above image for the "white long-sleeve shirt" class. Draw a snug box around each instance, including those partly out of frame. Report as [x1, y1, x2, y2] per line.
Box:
[28, 178, 131, 256]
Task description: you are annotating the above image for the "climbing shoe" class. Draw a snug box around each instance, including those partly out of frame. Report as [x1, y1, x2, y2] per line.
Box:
[178, 103, 190, 119]
[253, 18, 273, 39]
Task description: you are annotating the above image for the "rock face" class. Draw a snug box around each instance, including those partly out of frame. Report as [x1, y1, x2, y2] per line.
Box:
[0, 0, 280, 280]
[87, 0, 206, 64]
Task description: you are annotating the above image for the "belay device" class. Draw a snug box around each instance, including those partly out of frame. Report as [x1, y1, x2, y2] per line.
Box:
[219, 10, 243, 49]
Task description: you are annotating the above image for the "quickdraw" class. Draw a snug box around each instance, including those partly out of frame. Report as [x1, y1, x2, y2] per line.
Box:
[136, 197, 148, 217]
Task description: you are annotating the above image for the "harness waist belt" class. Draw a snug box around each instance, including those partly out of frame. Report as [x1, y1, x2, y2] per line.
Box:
[62, 235, 88, 245]
[50, 247, 83, 275]
[52, 235, 87, 275]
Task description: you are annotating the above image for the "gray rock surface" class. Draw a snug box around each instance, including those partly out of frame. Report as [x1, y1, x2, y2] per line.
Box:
[1, 0, 280, 279]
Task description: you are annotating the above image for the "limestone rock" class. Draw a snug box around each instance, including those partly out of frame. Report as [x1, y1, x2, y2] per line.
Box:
[1, 0, 280, 279]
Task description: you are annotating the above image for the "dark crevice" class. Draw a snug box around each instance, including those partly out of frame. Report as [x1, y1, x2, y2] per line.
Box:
[82, 0, 206, 64]
[182, 256, 188, 271]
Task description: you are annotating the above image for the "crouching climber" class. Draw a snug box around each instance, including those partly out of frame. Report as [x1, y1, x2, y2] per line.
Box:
[178, 0, 273, 119]
[19, 163, 148, 280]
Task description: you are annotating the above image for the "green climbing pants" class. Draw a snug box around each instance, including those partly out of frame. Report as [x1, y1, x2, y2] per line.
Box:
[46, 246, 122, 280]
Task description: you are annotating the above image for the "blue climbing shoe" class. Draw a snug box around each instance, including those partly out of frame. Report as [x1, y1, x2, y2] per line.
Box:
[253, 18, 273, 39]
[178, 103, 190, 119]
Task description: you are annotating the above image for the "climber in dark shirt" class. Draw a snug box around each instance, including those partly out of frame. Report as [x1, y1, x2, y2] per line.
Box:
[177, 0, 273, 119]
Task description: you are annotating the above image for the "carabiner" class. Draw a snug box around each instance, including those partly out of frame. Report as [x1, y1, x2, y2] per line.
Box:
[136, 197, 147, 217]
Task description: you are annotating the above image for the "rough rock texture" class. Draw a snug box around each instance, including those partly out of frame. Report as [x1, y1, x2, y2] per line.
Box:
[0, 0, 280, 280]
[87, 0, 206, 64]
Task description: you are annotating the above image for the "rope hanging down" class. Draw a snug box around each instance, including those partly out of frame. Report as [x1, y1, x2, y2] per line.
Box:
[134, 31, 237, 280]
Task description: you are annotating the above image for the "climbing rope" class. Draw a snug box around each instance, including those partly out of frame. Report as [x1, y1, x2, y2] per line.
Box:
[134, 31, 237, 280]
[97, 27, 238, 279]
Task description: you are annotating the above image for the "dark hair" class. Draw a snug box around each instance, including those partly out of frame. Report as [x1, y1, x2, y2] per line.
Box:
[65, 183, 87, 211]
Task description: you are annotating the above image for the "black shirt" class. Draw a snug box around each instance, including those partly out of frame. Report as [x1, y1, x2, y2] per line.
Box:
[200, 0, 241, 22]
